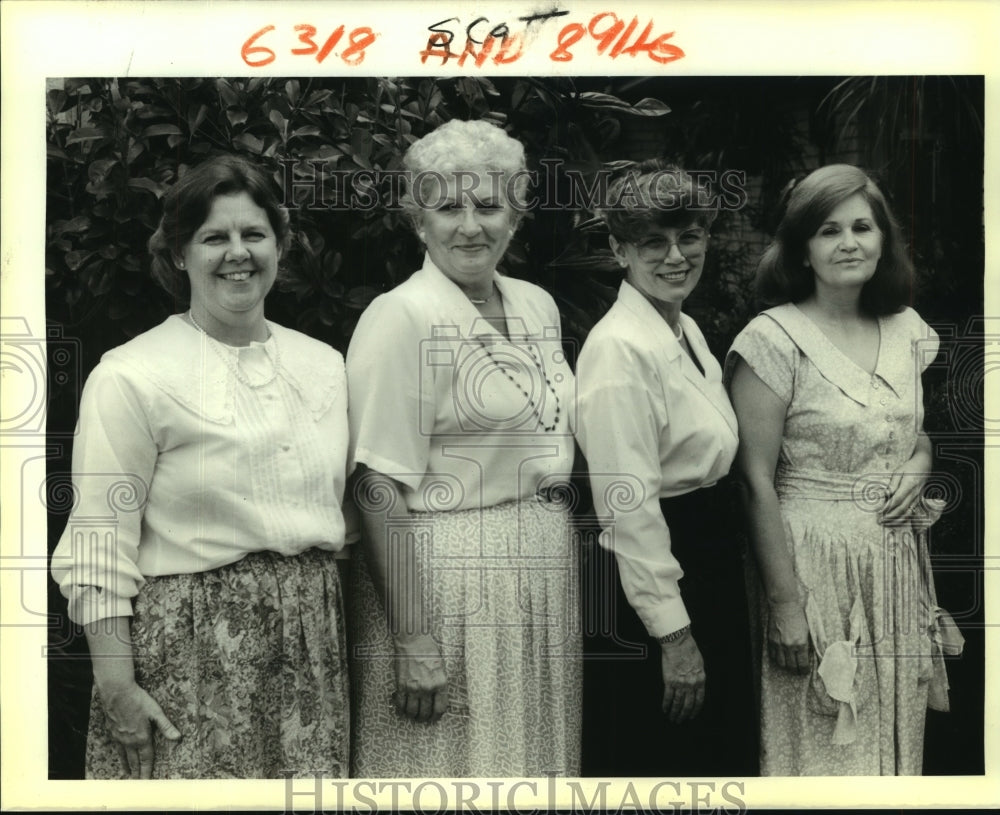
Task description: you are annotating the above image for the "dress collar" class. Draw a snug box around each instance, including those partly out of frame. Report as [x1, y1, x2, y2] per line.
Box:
[108, 315, 338, 423]
[763, 304, 907, 406]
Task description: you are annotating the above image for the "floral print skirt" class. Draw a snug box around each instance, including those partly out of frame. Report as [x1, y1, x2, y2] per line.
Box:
[84, 548, 349, 779]
[349, 497, 582, 777]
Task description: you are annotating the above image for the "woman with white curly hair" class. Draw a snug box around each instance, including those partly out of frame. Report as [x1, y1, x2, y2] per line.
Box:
[346, 119, 581, 777]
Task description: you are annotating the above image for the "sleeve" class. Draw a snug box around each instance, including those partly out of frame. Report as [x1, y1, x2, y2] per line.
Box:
[908, 307, 940, 373]
[49, 362, 156, 625]
[575, 333, 689, 638]
[345, 293, 434, 491]
[724, 316, 797, 405]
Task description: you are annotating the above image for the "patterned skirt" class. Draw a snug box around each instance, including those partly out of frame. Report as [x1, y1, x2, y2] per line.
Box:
[85, 548, 349, 779]
[349, 497, 582, 777]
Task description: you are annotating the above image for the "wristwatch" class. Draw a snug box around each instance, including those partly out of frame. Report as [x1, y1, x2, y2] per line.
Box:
[656, 624, 691, 644]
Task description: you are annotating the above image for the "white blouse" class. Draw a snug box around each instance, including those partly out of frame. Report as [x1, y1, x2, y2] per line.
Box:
[50, 315, 352, 625]
[346, 257, 575, 512]
[575, 281, 739, 637]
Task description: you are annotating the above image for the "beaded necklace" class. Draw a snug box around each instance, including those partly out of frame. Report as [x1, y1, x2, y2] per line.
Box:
[476, 338, 562, 432]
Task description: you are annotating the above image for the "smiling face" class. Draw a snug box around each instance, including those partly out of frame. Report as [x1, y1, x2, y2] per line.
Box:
[612, 223, 709, 310]
[176, 191, 280, 338]
[805, 192, 883, 294]
[417, 170, 514, 296]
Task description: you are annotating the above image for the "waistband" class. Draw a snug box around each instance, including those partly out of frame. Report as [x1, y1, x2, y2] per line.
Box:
[775, 466, 891, 503]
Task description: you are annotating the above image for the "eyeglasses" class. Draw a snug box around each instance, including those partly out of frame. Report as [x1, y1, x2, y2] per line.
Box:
[631, 229, 708, 262]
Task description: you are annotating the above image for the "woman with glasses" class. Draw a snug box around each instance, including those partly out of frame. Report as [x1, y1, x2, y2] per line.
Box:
[576, 160, 757, 776]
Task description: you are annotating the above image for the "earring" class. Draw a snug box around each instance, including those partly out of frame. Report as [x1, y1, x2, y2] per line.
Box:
[177, 260, 185, 268]
[418, 231, 426, 242]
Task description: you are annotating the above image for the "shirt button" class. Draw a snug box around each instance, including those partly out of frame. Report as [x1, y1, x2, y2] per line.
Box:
[880, 397, 888, 406]
[889, 431, 895, 439]
[281, 444, 291, 452]
[885, 415, 893, 422]
[872, 379, 879, 389]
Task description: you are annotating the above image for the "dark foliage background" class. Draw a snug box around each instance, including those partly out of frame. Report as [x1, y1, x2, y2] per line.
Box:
[46, 75, 984, 778]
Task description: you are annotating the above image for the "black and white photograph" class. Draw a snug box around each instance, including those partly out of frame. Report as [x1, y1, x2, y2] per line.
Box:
[2, 1, 996, 811]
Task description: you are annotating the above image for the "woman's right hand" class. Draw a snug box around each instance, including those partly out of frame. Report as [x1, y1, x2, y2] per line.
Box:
[98, 680, 181, 778]
[392, 634, 448, 723]
[766, 599, 811, 675]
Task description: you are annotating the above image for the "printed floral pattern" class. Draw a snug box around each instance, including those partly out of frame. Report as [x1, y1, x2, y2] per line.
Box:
[85, 548, 349, 779]
[728, 305, 950, 776]
[350, 498, 582, 777]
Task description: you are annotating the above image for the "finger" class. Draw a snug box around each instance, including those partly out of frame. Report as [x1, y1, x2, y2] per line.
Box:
[126, 747, 141, 780]
[676, 687, 697, 723]
[886, 472, 902, 497]
[792, 645, 811, 675]
[690, 684, 706, 719]
[138, 742, 155, 779]
[661, 685, 675, 716]
[432, 688, 448, 721]
[668, 687, 689, 723]
[147, 699, 181, 741]
[416, 693, 433, 723]
[403, 692, 421, 719]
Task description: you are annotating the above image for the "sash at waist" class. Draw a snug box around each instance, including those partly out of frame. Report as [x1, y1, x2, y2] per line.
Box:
[775, 466, 891, 503]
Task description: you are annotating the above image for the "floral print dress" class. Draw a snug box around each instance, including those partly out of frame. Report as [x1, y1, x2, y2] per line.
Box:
[726, 304, 954, 776]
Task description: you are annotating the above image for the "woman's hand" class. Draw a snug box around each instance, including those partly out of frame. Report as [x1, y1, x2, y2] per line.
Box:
[393, 634, 448, 723]
[98, 680, 181, 779]
[659, 631, 706, 723]
[767, 599, 811, 675]
[880, 470, 928, 524]
[881, 435, 933, 524]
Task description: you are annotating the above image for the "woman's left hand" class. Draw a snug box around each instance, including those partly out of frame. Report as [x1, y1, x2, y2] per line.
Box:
[880, 469, 927, 524]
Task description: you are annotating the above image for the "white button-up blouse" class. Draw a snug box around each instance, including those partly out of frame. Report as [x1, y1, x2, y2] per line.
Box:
[576, 281, 739, 637]
[50, 315, 352, 625]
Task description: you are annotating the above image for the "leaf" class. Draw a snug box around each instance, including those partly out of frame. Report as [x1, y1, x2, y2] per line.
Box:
[65, 127, 110, 145]
[187, 104, 208, 137]
[141, 124, 184, 138]
[291, 125, 322, 139]
[127, 177, 167, 198]
[57, 216, 92, 235]
[226, 107, 249, 126]
[233, 132, 264, 154]
[285, 79, 300, 106]
[269, 109, 289, 137]
[343, 286, 379, 310]
[65, 250, 96, 271]
[215, 78, 240, 107]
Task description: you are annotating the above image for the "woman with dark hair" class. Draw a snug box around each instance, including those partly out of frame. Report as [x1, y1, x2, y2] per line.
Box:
[575, 160, 757, 776]
[346, 119, 580, 777]
[726, 164, 958, 775]
[51, 154, 353, 778]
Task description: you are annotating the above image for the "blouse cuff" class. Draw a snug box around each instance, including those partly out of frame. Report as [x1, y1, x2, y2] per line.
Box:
[640, 595, 692, 640]
[68, 586, 133, 627]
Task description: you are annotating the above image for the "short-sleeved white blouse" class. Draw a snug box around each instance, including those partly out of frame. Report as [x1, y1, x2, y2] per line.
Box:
[346, 257, 575, 513]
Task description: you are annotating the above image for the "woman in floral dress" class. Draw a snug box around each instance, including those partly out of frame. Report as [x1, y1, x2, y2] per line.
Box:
[726, 164, 959, 775]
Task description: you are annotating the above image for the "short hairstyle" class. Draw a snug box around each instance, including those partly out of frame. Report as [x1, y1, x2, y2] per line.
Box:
[756, 164, 912, 315]
[601, 159, 718, 242]
[147, 154, 291, 304]
[399, 119, 529, 232]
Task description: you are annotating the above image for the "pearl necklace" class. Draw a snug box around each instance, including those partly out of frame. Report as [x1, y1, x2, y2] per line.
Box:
[468, 284, 497, 305]
[477, 338, 562, 432]
[187, 310, 280, 387]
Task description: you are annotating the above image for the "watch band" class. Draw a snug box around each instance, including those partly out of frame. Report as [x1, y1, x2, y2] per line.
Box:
[656, 624, 691, 644]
